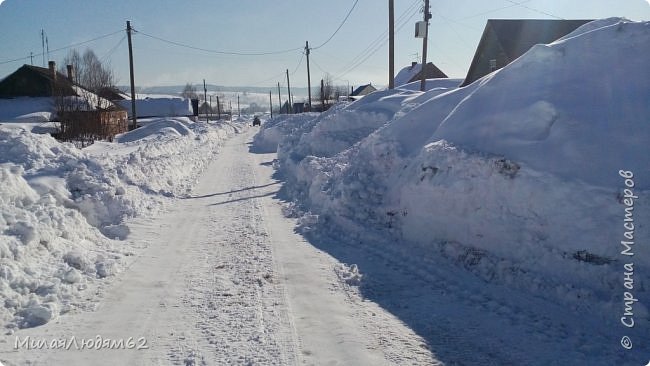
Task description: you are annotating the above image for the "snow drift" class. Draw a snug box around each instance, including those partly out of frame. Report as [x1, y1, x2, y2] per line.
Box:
[0, 117, 241, 330]
[254, 18, 650, 362]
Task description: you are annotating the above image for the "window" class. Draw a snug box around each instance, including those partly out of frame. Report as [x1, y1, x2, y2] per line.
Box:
[489, 59, 497, 71]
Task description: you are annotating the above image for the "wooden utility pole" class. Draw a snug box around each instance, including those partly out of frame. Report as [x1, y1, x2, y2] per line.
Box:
[217, 95, 221, 120]
[209, 95, 212, 121]
[320, 79, 325, 110]
[269, 91, 273, 118]
[126, 21, 138, 129]
[41, 30, 45, 67]
[419, 0, 430, 92]
[203, 79, 208, 122]
[305, 41, 312, 111]
[388, 0, 395, 89]
[277, 82, 282, 114]
[285, 69, 292, 114]
[237, 94, 240, 117]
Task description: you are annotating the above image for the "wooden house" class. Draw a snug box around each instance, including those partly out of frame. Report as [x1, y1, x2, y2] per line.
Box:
[461, 19, 592, 86]
[0, 61, 127, 141]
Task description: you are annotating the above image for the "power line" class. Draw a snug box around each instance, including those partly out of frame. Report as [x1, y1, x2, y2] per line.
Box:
[246, 50, 303, 86]
[312, 0, 359, 50]
[503, 0, 564, 19]
[332, 0, 420, 78]
[311, 58, 329, 75]
[290, 51, 305, 75]
[0, 29, 124, 66]
[333, 1, 420, 81]
[100, 35, 127, 62]
[456, 0, 532, 21]
[134, 29, 303, 56]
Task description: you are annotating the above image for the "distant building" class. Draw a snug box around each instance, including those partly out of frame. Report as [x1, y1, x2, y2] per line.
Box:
[461, 19, 592, 86]
[293, 102, 308, 114]
[394, 62, 448, 87]
[350, 84, 377, 98]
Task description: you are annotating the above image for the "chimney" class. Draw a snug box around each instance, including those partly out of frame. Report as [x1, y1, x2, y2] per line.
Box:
[48, 61, 56, 81]
[66, 64, 75, 83]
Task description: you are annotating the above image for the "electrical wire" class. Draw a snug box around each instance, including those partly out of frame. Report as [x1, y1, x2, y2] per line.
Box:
[100, 35, 127, 62]
[456, 0, 532, 21]
[333, 1, 421, 81]
[339, 0, 419, 72]
[312, 0, 360, 50]
[289, 51, 305, 75]
[503, 0, 564, 19]
[330, 0, 420, 79]
[134, 29, 303, 56]
[0, 29, 124, 65]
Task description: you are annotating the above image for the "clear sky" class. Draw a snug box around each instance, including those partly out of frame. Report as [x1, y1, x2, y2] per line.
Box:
[1, 0, 649, 89]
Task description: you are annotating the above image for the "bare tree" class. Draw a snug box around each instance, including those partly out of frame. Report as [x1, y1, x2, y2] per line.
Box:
[60, 49, 115, 92]
[56, 49, 120, 146]
[319, 73, 335, 108]
[181, 83, 199, 99]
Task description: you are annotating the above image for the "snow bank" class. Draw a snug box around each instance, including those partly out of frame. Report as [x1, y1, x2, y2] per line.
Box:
[254, 18, 650, 347]
[0, 118, 242, 330]
[115, 117, 194, 143]
[0, 97, 54, 122]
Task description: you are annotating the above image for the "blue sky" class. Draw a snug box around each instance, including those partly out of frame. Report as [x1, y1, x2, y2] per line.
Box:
[1, 0, 649, 89]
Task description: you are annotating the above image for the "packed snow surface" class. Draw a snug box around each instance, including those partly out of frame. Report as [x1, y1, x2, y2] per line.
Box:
[254, 18, 650, 364]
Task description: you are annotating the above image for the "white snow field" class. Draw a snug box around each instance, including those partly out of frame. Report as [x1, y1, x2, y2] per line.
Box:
[253, 18, 650, 365]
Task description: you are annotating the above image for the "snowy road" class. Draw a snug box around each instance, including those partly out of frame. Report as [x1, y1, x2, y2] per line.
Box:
[0, 127, 435, 365]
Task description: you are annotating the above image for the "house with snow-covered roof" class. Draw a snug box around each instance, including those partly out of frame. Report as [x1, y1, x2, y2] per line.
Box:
[394, 62, 448, 87]
[350, 84, 377, 99]
[461, 19, 592, 86]
[0, 61, 128, 141]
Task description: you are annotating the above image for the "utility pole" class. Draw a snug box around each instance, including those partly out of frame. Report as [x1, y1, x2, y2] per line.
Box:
[30, 52, 33, 66]
[126, 21, 138, 129]
[203, 79, 208, 122]
[277, 82, 282, 114]
[237, 94, 240, 117]
[320, 79, 325, 110]
[388, 0, 395, 89]
[209, 95, 212, 121]
[419, 0, 431, 92]
[217, 95, 221, 120]
[305, 41, 312, 110]
[41, 29, 45, 67]
[286, 69, 292, 114]
[269, 90, 273, 118]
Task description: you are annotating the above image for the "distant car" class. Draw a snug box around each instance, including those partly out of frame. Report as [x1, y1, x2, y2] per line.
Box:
[253, 116, 261, 126]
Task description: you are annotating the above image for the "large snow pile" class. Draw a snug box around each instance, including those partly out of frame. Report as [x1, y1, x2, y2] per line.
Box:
[0, 117, 241, 330]
[255, 18, 649, 363]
